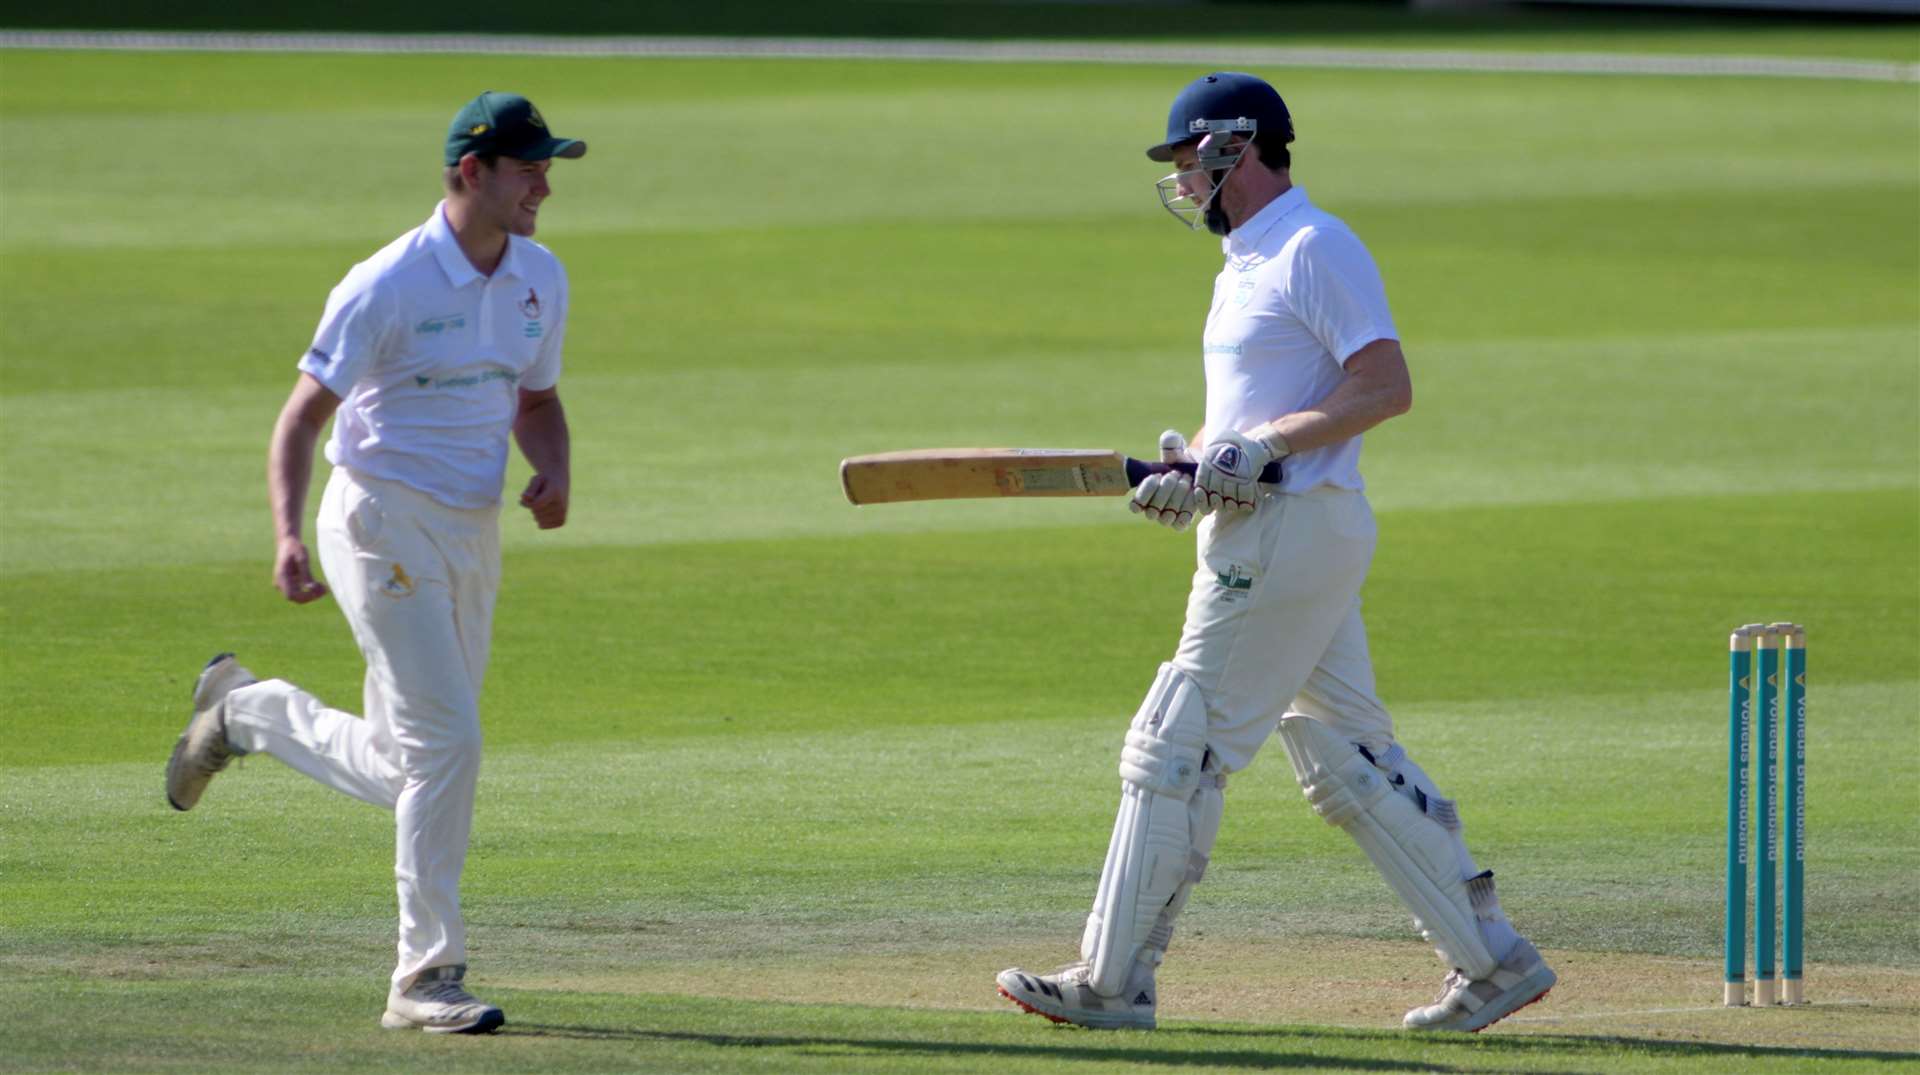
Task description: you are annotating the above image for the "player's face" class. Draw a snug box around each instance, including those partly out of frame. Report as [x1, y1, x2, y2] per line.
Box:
[474, 156, 552, 237]
[1157, 141, 1231, 231]
[1156, 135, 1256, 235]
[1169, 144, 1215, 203]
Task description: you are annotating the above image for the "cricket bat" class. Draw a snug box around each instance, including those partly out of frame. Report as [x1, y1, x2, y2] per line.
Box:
[839, 448, 1283, 506]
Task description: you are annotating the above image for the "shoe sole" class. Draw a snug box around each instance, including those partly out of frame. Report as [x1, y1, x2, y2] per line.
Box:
[997, 986, 1071, 1025]
[381, 1009, 506, 1034]
[1467, 972, 1555, 1034]
[164, 733, 199, 812]
[995, 985, 1154, 1031]
[166, 653, 246, 811]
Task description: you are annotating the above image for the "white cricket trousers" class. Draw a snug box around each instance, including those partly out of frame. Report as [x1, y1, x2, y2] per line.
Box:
[225, 466, 500, 990]
[1173, 486, 1395, 774]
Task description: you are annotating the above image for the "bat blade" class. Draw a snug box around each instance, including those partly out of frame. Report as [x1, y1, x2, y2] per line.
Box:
[838, 448, 1281, 505]
[840, 449, 1138, 505]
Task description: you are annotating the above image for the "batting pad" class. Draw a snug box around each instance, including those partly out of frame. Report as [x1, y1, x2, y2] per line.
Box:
[1276, 715, 1498, 980]
[1081, 663, 1222, 997]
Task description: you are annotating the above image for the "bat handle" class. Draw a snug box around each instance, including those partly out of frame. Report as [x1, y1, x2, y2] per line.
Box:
[1125, 457, 1285, 487]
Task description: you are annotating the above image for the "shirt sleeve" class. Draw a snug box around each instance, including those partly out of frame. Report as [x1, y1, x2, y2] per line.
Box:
[521, 262, 567, 392]
[297, 272, 395, 397]
[1283, 226, 1399, 366]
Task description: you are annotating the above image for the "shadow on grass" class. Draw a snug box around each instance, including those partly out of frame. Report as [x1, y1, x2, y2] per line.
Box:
[512, 1018, 1920, 1070]
[1186, 1024, 1920, 1065]
[510, 1022, 1458, 1073]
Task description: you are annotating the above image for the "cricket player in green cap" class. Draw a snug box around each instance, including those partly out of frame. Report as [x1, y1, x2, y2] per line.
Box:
[166, 91, 586, 1033]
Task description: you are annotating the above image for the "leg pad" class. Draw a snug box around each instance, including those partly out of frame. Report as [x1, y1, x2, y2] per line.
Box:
[1277, 715, 1498, 978]
[1081, 664, 1223, 996]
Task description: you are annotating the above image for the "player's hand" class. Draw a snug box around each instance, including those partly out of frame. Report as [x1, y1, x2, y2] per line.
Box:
[520, 471, 569, 530]
[273, 537, 329, 604]
[1129, 429, 1205, 531]
[1194, 429, 1273, 515]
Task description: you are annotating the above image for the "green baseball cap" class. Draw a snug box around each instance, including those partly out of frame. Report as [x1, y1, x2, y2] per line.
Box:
[443, 91, 586, 166]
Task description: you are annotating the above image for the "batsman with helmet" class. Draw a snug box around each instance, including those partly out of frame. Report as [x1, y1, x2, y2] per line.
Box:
[996, 72, 1556, 1033]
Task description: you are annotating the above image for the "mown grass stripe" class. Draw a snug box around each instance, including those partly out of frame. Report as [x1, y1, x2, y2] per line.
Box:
[2, 31, 1915, 82]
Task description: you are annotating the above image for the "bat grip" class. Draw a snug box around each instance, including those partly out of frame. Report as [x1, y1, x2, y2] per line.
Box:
[1125, 457, 1285, 487]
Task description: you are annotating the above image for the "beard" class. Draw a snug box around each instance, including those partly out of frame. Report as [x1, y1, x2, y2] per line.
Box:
[1202, 168, 1233, 235]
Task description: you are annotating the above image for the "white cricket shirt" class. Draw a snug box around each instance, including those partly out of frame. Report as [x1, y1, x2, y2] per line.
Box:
[1200, 187, 1396, 494]
[298, 202, 569, 509]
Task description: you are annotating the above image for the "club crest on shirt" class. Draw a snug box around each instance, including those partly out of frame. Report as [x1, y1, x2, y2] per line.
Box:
[380, 563, 416, 598]
[521, 287, 545, 338]
[1232, 274, 1257, 307]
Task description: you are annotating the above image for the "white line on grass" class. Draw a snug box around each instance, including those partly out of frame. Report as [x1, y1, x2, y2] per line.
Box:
[1508, 998, 1878, 1022]
[1, 30, 1915, 82]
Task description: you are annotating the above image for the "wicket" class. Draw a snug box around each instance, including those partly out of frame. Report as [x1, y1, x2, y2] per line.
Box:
[1724, 622, 1806, 1006]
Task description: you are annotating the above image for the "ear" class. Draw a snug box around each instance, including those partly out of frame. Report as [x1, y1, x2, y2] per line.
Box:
[458, 153, 487, 188]
[1226, 136, 1260, 173]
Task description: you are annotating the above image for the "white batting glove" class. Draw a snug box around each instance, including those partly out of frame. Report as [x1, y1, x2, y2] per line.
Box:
[1194, 429, 1274, 514]
[1129, 429, 1204, 531]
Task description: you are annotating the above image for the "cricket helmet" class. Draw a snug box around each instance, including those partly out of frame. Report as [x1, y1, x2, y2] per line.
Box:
[1150, 73, 1292, 235]
[1145, 72, 1293, 163]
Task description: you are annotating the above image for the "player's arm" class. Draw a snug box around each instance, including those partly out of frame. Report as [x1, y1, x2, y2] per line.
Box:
[1252, 338, 1412, 455]
[514, 385, 570, 530]
[268, 372, 341, 603]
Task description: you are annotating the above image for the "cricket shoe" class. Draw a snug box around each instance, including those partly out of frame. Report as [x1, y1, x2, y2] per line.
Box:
[996, 961, 1156, 1030]
[381, 964, 505, 1034]
[165, 652, 255, 811]
[1402, 938, 1556, 1033]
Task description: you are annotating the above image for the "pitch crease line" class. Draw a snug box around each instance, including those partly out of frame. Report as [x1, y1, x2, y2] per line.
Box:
[1509, 999, 1876, 1022]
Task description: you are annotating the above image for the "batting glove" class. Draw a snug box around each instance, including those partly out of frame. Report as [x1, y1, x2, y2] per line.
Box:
[1129, 429, 1205, 531]
[1194, 428, 1275, 514]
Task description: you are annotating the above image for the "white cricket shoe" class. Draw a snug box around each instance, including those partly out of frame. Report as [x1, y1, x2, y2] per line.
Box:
[996, 961, 1156, 1030]
[1403, 937, 1556, 1033]
[165, 652, 255, 811]
[381, 964, 505, 1034]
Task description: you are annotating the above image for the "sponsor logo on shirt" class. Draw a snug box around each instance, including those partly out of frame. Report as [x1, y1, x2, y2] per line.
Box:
[413, 369, 521, 390]
[305, 347, 333, 367]
[1216, 563, 1255, 591]
[1232, 274, 1257, 307]
[1203, 342, 1242, 356]
[415, 314, 467, 335]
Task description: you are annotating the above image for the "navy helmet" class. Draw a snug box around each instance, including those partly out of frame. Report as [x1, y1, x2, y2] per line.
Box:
[1146, 72, 1293, 163]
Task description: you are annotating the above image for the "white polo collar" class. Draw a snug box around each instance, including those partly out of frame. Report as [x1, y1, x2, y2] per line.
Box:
[1222, 186, 1309, 256]
[425, 200, 524, 286]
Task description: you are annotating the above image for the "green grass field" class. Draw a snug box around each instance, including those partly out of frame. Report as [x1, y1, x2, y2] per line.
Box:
[2, 12, 1918, 1073]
